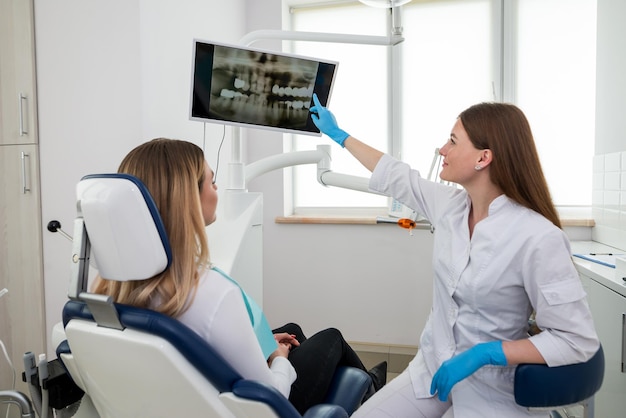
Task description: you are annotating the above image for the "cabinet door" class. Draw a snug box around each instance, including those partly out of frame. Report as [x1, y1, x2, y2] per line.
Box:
[580, 275, 626, 417]
[0, 144, 46, 399]
[0, 0, 38, 145]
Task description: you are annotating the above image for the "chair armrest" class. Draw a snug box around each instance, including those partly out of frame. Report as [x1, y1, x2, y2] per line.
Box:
[233, 367, 367, 417]
[232, 379, 351, 418]
[514, 345, 605, 408]
[303, 404, 349, 418]
[323, 366, 371, 415]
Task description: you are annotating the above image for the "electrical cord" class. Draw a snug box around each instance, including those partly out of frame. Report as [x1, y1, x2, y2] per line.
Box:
[1, 288, 16, 418]
[0, 339, 15, 389]
[203, 123, 226, 184]
[1, 338, 16, 418]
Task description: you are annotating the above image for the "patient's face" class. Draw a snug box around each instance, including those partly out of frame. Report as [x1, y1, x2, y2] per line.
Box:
[200, 161, 218, 225]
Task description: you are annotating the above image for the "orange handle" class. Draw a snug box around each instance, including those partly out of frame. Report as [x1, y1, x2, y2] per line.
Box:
[398, 218, 416, 229]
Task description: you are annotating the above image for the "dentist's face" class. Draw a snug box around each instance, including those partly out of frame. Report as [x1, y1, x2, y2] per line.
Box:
[438, 118, 484, 185]
[200, 161, 218, 226]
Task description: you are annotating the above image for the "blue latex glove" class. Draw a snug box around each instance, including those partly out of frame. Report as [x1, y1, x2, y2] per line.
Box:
[430, 341, 507, 402]
[309, 93, 350, 147]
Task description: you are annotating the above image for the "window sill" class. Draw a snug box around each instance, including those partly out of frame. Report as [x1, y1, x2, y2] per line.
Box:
[275, 207, 595, 227]
[275, 207, 432, 227]
[275, 216, 593, 227]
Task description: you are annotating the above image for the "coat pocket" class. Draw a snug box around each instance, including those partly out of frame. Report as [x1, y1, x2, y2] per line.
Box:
[539, 278, 586, 305]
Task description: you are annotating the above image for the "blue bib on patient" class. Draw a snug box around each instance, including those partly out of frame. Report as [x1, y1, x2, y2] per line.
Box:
[211, 266, 277, 359]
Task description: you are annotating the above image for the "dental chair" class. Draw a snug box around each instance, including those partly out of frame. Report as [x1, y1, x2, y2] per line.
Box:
[514, 344, 605, 418]
[56, 173, 371, 418]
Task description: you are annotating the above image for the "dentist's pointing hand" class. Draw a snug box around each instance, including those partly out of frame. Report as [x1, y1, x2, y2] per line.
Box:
[310, 93, 350, 147]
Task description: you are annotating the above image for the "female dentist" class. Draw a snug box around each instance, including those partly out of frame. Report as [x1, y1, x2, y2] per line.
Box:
[310, 96, 599, 418]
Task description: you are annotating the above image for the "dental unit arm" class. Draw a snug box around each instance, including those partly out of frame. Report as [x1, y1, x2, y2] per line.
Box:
[229, 11, 423, 232]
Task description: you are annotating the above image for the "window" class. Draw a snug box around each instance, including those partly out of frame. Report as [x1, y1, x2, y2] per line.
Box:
[513, 0, 597, 206]
[288, 2, 389, 209]
[286, 0, 596, 212]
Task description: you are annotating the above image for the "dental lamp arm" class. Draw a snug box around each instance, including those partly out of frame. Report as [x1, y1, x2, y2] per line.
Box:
[240, 29, 403, 47]
[243, 145, 382, 197]
[245, 149, 330, 185]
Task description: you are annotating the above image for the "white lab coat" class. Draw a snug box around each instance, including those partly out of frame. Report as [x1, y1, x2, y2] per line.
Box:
[369, 154, 599, 416]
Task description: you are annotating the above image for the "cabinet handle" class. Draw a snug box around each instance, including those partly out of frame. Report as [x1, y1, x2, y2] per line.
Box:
[622, 313, 626, 373]
[21, 152, 31, 194]
[19, 93, 28, 136]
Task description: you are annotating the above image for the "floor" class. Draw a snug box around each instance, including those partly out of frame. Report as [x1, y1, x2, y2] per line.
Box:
[351, 342, 417, 383]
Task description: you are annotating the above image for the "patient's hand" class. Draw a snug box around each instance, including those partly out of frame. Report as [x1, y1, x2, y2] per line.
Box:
[273, 333, 300, 349]
[267, 342, 291, 366]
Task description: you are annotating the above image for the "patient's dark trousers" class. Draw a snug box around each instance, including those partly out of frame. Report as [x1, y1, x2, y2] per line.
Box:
[272, 323, 368, 414]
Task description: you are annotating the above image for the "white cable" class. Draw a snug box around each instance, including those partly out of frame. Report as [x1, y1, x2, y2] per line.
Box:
[1, 288, 16, 418]
[1, 338, 16, 418]
[0, 340, 16, 386]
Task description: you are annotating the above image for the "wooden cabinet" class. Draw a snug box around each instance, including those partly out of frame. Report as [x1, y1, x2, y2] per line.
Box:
[0, 0, 38, 145]
[0, 0, 46, 413]
[0, 144, 46, 388]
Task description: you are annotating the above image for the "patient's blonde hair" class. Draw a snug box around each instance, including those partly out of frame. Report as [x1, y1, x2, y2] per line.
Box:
[91, 138, 209, 317]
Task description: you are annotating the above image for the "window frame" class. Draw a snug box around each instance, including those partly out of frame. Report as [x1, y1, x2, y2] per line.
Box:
[282, 0, 595, 217]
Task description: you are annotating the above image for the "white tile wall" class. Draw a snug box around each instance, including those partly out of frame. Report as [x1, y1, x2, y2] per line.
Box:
[592, 151, 626, 250]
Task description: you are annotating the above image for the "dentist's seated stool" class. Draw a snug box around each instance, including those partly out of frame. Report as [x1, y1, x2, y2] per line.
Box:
[514, 344, 605, 418]
[56, 173, 371, 418]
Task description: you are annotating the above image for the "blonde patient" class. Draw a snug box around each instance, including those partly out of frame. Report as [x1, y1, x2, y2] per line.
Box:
[92, 138, 387, 414]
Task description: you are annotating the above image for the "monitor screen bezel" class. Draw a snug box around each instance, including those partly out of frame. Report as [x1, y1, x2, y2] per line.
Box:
[189, 38, 338, 136]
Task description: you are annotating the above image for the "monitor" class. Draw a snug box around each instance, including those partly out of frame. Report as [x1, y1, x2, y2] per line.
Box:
[190, 39, 338, 136]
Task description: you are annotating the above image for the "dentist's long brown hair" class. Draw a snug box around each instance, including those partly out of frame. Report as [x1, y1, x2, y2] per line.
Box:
[459, 103, 561, 229]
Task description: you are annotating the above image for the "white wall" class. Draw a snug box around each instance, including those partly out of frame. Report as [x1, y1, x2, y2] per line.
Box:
[35, 0, 246, 356]
[591, 0, 626, 250]
[595, 0, 626, 156]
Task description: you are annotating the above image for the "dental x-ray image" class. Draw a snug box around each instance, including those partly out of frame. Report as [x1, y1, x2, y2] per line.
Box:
[190, 39, 337, 136]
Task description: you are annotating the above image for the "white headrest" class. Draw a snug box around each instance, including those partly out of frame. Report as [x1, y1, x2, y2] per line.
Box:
[77, 174, 171, 281]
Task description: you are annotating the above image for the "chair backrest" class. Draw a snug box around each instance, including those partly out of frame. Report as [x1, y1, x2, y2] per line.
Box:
[77, 173, 171, 281]
[59, 174, 363, 418]
[514, 344, 605, 410]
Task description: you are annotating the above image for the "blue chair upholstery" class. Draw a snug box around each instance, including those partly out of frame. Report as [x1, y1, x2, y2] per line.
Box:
[57, 173, 371, 418]
[514, 345, 604, 417]
[59, 300, 370, 417]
